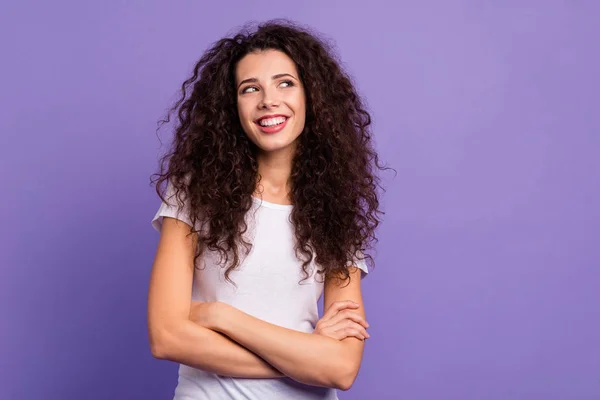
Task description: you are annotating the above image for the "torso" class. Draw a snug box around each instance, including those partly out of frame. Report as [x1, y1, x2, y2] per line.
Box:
[176, 197, 338, 400]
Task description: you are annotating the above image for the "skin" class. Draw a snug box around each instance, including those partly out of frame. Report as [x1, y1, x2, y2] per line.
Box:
[148, 49, 370, 390]
[236, 49, 306, 204]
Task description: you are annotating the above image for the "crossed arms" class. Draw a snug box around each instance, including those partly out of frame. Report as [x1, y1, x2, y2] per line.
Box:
[147, 217, 370, 391]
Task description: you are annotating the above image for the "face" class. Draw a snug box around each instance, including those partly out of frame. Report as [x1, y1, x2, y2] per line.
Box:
[235, 49, 306, 155]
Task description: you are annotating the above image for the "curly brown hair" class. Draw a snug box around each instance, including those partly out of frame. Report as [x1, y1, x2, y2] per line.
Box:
[152, 19, 387, 284]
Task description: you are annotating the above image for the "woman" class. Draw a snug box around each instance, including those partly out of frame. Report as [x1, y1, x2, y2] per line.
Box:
[148, 20, 385, 399]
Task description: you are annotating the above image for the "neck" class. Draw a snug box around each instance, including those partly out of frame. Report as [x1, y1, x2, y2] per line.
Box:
[255, 147, 294, 201]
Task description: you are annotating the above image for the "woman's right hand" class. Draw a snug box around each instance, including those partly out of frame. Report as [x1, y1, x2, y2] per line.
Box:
[314, 300, 370, 341]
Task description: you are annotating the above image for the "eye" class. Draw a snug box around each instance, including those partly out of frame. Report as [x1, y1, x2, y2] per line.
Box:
[279, 80, 294, 88]
[241, 86, 258, 94]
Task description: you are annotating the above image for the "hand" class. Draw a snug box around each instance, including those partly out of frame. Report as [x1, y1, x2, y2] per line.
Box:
[189, 301, 223, 330]
[314, 300, 370, 341]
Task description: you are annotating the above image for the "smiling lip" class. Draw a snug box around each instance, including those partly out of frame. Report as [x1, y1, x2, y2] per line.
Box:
[255, 115, 289, 134]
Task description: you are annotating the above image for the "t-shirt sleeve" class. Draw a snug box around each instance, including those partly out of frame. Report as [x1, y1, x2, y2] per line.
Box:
[151, 180, 194, 232]
[348, 250, 370, 279]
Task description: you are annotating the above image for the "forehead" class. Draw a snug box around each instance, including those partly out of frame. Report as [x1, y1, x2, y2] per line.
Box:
[235, 49, 298, 82]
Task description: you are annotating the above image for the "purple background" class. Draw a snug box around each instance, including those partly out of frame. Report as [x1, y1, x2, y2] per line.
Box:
[2, 1, 599, 399]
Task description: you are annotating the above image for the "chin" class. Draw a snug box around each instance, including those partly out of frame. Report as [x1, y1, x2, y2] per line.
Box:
[253, 133, 301, 154]
[256, 141, 296, 154]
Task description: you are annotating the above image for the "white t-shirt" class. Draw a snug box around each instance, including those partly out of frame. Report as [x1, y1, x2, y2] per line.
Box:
[151, 182, 368, 400]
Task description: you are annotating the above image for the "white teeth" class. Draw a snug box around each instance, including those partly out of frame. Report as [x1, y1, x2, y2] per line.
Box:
[259, 117, 287, 127]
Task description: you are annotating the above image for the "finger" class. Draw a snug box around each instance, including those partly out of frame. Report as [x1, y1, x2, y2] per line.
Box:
[339, 327, 366, 341]
[325, 300, 359, 315]
[341, 320, 370, 339]
[323, 310, 369, 329]
[322, 300, 360, 321]
[320, 328, 347, 341]
[321, 325, 365, 341]
[332, 320, 370, 339]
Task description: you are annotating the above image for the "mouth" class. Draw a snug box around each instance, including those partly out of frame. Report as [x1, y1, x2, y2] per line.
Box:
[254, 115, 290, 134]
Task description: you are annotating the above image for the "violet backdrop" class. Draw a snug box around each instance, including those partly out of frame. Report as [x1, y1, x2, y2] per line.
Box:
[1, 1, 599, 399]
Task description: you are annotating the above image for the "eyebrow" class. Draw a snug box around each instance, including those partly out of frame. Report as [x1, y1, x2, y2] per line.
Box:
[237, 73, 298, 89]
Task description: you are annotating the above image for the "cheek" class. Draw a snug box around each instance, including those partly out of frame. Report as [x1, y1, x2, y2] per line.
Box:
[237, 103, 253, 129]
[295, 92, 307, 118]
[294, 99, 307, 126]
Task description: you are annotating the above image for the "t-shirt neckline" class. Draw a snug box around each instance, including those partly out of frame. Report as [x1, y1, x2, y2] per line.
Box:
[251, 196, 293, 211]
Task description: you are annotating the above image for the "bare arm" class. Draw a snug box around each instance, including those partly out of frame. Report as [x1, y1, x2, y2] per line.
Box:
[147, 216, 283, 378]
[206, 267, 367, 390]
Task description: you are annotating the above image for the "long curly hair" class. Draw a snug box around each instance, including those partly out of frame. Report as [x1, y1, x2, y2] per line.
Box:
[152, 19, 387, 283]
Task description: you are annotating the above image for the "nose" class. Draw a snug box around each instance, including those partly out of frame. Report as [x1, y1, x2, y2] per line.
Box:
[258, 87, 280, 109]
